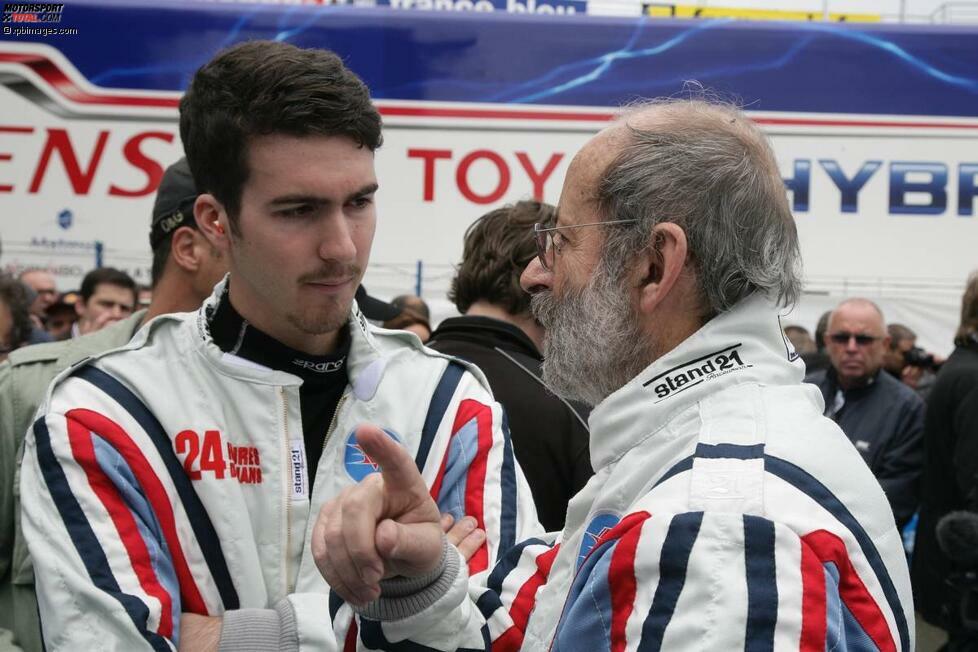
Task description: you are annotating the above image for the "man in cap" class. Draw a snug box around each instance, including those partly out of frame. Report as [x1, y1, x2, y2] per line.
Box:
[0, 157, 227, 652]
[313, 99, 914, 650]
[20, 40, 531, 651]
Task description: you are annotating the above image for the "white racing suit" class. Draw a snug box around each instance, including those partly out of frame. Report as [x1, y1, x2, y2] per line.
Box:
[353, 294, 915, 651]
[19, 281, 540, 651]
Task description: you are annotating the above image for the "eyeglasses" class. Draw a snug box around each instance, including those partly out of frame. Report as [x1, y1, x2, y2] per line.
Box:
[828, 332, 883, 347]
[533, 219, 638, 271]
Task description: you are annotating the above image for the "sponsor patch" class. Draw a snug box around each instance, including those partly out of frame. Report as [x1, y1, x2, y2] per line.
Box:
[290, 439, 307, 500]
[643, 343, 752, 403]
[577, 511, 620, 569]
[291, 358, 345, 374]
[344, 428, 401, 481]
[174, 429, 263, 485]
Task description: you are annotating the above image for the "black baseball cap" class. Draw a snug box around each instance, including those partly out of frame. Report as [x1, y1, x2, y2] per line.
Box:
[149, 158, 198, 251]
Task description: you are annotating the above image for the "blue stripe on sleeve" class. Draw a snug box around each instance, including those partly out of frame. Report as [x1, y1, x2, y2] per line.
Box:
[33, 417, 172, 651]
[653, 456, 693, 488]
[498, 408, 518, 560]
[486, 537, 550, 594]
[435, 419, 478, 520]
[695, 443, 765, 460]
[743, 514, 778, 652]
[637, 512, 704, 652]
[329, 590, 344, 623]
[415, 361, 465, 473]
[74, 365, 240, 610]
[552, 537, 617, 652]
[92, 436, 181, 644]
[764, 454, 910, 651]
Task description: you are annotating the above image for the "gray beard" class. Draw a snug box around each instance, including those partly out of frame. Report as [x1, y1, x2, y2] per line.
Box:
[531, 266, 655, 407]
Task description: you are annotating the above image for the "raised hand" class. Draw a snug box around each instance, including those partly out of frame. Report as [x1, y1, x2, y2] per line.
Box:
[311, 424, 444, 606]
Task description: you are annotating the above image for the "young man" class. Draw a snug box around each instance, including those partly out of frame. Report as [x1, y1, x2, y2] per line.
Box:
[314, 99, 915, 650]
[71, 267, 138, 337]
[0, 157, 228, 652]
[20, 42, 531, 651]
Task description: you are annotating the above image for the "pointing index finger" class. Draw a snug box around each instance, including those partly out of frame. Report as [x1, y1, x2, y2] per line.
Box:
[355, 424, 429, 510]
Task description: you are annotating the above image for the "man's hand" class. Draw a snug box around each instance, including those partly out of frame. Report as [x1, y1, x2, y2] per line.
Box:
[312, 424, 443, 606]
[178, 614, 221, 652]
[442, 513, 486, 562]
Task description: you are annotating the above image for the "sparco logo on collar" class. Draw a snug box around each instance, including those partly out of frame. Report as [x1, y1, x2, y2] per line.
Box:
[292, 358, 345, 373]
[643, 343, 750, 402]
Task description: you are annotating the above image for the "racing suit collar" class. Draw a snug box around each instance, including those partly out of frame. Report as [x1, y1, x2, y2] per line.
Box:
[587, 292, 805, 472]
[191, 275, 384, 388]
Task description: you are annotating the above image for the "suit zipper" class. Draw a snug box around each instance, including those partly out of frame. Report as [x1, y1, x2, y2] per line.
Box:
[321, 393, 349, 459]
[279, 386, 293, 595]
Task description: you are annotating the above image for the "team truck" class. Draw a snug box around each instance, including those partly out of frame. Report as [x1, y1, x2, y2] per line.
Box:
[1, 2, 977, 351]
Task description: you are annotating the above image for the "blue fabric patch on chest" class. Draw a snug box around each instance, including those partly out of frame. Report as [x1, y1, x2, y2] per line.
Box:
[344, 428, 401, 481]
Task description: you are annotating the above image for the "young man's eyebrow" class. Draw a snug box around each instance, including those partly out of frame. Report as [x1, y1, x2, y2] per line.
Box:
[345, 183, 379, 203]
[267, 195, 328, 208]
[267, 183, 378, 208]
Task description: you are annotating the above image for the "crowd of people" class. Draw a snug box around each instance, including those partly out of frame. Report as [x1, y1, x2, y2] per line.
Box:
[0, 39, 975, 652]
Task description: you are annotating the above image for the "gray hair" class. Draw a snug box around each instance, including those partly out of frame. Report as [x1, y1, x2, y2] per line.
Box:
[595, 98, 802, 318]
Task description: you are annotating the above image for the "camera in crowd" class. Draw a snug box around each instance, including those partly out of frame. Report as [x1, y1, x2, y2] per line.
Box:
[904, 345, 940, 370]
[937, 508, 978, 636]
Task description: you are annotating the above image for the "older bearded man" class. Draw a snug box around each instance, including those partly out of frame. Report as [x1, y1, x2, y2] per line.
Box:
[312, 98, 914, 651]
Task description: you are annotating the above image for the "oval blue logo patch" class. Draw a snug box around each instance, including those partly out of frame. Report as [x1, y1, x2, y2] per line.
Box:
[344, 428, 401, 482]
[577, 512, 621, 569]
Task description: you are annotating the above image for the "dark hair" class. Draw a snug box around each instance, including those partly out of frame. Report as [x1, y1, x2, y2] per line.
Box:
[0, 274, 34, 350]
[384, 308, 430, 333]
[956, 271, 978, 345]
[391, 295, 430, 321]
[79, 267, 137, 305]
[887, 323, 916, 349]
[815, 310, 832, 350]
[449, 201, 555, 316]
[179, 40, 383, 227]
[151, 234, 172, 288]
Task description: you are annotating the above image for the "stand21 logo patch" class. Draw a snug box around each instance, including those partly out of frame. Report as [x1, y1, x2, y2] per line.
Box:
[644, 343, 751, 402]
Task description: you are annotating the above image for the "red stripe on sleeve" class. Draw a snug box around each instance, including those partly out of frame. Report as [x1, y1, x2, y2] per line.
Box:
[608, 513, 651, 652]
[802, 530, 896, 652]
[495, 544, 561, 652]
[344, 620, 358, 652]
[66, 413, 175, 638]
[67, 408, 209, 615]
[454, 399, 494, 574]
[799, 538, 827, 651]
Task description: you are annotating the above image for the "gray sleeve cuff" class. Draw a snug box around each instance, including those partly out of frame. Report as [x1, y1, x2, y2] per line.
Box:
[217, 601, 299, 652]
[353, 537, 460, 622]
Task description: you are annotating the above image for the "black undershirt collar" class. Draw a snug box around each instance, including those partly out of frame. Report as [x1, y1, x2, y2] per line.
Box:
[209, 285, 351, 383]
[208, 284, 350, 492]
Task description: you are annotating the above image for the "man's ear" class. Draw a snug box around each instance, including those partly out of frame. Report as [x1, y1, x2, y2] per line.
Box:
[169, 226, 201, 273]
[194, 194, 231, 252]
[634, 222, 688, 315]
